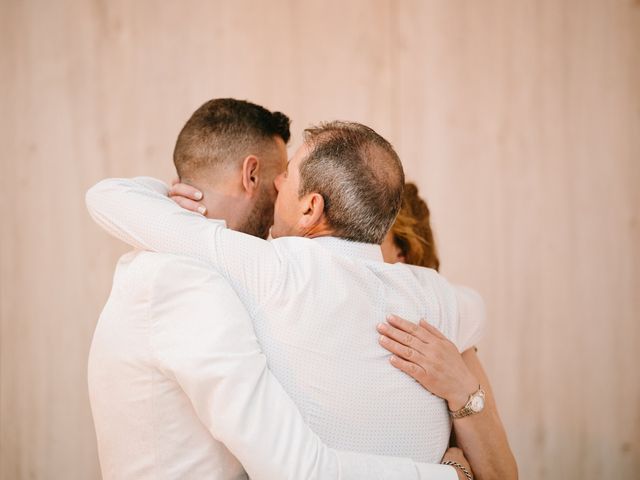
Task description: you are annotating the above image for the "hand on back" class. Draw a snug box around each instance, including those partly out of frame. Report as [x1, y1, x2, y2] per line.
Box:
[377, 315, 479, 411]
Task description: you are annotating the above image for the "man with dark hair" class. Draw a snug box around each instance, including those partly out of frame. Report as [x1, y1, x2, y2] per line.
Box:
[174, 98, 291, 180]
[173, 98, 290, 239]
[87, 99, 458, 480]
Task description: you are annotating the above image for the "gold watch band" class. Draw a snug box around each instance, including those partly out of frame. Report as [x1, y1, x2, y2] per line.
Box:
[450, 404, 474, 419]
[449, 385, 484, 419]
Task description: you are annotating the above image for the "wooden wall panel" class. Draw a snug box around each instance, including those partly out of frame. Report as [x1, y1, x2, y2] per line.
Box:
[1, 1, 638, 478]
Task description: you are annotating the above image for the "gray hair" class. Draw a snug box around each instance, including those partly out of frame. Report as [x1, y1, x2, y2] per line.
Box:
[299, 121, 405, 244]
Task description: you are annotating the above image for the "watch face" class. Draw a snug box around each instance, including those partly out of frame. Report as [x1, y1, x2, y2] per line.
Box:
[470, 395, 485, 412]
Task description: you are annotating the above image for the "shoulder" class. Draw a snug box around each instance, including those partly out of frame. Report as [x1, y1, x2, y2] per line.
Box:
[453, 285, 486, 324]
[269, 236, 324, 265]
[401, 263, 442, 279]
[124, 250, 208, 273]
[452, 284, 487, 351]
[393, 262, 451, 290]
[126, 251, 228, 293]
[394, 266, 486, 346]
[270, 236, 317, 253]
[128, 252, 246, 325]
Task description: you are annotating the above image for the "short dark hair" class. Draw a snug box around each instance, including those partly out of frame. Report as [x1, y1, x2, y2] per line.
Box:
[299, 121, 405, 244]
[173, 98, 291, 180]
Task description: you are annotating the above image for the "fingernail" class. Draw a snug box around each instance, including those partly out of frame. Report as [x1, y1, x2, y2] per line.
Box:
[378, 335, 387, 343]
[197, 206, 207, 215]
[377, 323, 386, 331]
[194, 191, 203, 200]
[386, 315, 394, 321]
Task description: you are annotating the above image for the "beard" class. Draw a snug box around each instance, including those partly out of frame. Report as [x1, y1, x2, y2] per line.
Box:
[240, 186, 276, 240]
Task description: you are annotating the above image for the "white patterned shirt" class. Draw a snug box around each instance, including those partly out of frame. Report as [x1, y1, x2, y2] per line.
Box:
[86, 177, 484, 470]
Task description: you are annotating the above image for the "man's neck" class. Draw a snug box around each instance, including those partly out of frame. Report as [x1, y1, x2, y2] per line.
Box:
[189, 182, 248, 232]
[303, 225, 382, 246]
[303, 223, 336, 239]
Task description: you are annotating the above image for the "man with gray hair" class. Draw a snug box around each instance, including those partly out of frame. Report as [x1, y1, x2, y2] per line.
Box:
[87, 110, 484, 479]
[270, 121, 405, 244]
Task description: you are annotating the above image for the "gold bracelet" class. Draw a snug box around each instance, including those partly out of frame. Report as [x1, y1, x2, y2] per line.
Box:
[442, 460, 473, 480]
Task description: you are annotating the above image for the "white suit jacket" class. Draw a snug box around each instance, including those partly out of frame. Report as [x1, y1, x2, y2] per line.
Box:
[86, 177, 484, 479]
[89, 250, 457, 479]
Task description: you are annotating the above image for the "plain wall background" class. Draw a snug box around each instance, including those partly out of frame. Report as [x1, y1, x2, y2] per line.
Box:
[1, 0, 639, 478]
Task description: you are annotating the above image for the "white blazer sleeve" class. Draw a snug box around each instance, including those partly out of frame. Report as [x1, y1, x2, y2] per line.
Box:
[85, 177, 282, 306]
[149, 257, 456, 480]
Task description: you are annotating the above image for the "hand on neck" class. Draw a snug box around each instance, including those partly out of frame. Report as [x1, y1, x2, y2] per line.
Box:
[190, 180, 251, 232]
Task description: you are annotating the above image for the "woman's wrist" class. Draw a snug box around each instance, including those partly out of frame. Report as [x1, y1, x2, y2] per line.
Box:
[446, 376, 479, 411]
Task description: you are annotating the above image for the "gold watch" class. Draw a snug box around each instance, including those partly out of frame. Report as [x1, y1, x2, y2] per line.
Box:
[449, 385, 485, 419]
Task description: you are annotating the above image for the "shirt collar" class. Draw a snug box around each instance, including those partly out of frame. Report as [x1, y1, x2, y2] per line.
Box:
[311, 236, 384, 262]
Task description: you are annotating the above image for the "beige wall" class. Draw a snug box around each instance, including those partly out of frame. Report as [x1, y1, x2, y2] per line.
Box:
[1, 0, 639, 478]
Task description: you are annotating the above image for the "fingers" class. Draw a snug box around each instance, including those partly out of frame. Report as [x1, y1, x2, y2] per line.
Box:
[377, 321, 427, 352]
[171, 195, 207, 215]
[386, 315, 436, 344]
[168, 182, 206, 215]
[418, 318, 448, 340]
[170, 177, 180, 186]
[388, 355, 428, 386]
[378, 333, 425, 362]
[169, 182, 203, 201]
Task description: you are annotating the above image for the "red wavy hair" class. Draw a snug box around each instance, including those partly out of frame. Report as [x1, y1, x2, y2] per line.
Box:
[390, 183, 440, 271]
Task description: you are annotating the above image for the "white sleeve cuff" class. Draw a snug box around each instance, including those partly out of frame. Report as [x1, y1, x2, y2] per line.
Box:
[415, 463, 459, 480]
[334, 451, 458, 479]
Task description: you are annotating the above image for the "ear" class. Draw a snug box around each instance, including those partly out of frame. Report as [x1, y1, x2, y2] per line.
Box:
[298, 192, 325, 230]
[392, 239, 406, 263]
[241, 155, 260, 196]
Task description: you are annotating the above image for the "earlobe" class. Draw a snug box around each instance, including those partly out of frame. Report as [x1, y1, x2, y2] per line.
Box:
[393, 243, 406, 263]
[300, 193, 325, 229]
[241, 155, 260, 194]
